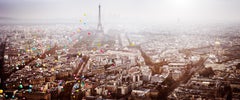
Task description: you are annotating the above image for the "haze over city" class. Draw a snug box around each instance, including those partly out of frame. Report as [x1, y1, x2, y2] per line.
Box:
[1, 0, 240, 24]
[0, 0, 240, 100]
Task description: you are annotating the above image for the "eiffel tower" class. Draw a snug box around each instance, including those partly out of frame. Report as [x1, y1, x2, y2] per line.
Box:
[97, 4, 103, 32]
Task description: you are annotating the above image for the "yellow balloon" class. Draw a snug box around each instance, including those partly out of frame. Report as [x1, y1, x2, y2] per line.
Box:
[77, 29, 81, 32]
[0, 89, 3, 94]
[130, 43, 135, 46]
[97, 43, 101, 47]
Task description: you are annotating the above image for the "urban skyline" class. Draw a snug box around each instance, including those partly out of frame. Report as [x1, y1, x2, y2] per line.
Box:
[0, 0, 240, 100]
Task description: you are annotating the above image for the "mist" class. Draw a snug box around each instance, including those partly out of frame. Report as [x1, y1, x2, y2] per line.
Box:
[0, 0, 240, 25]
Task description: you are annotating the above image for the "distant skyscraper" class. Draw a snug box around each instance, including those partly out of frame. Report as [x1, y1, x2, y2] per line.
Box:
[97, 4, 103, 32]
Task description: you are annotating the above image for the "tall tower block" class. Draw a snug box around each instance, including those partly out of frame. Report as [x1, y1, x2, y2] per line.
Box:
[97, 4, 103, 32]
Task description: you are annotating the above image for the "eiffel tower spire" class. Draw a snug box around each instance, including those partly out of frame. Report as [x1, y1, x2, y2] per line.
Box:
[97, 4, 103, 32]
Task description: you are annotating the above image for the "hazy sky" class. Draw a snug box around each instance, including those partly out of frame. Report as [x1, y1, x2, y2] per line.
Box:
[0, 0, 240, 24]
